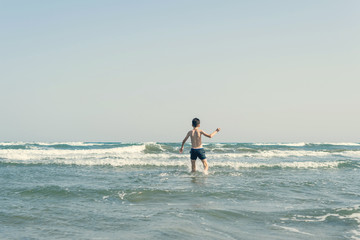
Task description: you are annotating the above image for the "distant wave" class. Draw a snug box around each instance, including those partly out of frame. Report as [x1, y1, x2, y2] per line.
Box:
[253, 143, 307, 147]
[280, 205, 360, 239]
[314, 142, 360, 146]
[253, 142, 360, 147]
[0, 142, 110, 146]
[0, 142, 359, 169]
[0, 147, 348, 161]
[0, 157, 355, 170]
[1, 142, 360, 151]
[1, 142, 360, 161]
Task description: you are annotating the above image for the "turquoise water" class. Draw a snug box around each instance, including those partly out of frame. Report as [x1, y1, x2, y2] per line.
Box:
[1, 142, 360, 239]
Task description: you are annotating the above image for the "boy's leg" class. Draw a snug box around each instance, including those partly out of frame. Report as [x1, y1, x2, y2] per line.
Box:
[201, 159, 208, 172]
[191, 160, 196, 172]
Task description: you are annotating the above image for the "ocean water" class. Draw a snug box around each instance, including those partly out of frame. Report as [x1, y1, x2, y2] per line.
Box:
[1, 142, 359, 240]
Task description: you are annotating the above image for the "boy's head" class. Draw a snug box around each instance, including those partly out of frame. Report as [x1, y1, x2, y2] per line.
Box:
[192, 118, 200, 128]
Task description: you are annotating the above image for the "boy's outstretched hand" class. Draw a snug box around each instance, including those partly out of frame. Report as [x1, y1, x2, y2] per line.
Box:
[179, 147, 184, 154]
[216, 128, 221, 132]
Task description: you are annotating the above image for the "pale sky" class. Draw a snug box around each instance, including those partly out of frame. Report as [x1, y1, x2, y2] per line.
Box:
[1, 0, 359, 142]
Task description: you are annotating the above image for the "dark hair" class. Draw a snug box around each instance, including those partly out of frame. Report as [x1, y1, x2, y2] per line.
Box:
[192, 118, 200, 127]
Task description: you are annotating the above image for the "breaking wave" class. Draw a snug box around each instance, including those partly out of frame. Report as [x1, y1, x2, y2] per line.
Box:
[0, 142, 359, 169]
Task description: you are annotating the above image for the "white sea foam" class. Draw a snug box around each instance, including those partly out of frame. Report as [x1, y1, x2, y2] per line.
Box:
[338, 151, 360, 158]
[216, 150, 331, 159]
[283, 206, 360, 239]
[0, 149, 328, 162]
[34, 142, 100, 146]
[0, 143, 358, 163]
[337, 205, 360, 212]
[2, 145, 335, 160]
[273, 224, 313, 236]
[0, 142, 358, 168]
[253, 143, 307, 147]
[0, 145, 147, 161]
[350, 230, 360, 240]
[0, 141, 113, 146]
[2, 142, 360, 148]
[253, 142, 360, 147]
[0, 142, 27, 146]
[0, 152, 343, 169]
[319, 142, 360, 146]
[290, 211, 360, 224]
[214, 161, 340, 169]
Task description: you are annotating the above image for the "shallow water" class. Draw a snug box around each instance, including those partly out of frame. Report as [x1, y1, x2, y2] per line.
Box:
[1, 142, 359, 239]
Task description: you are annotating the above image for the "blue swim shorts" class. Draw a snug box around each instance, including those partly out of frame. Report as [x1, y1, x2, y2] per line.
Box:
[190, 148, 206, 160]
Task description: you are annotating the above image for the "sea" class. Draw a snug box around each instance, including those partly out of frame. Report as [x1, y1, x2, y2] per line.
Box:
[0, 142, 359, 240]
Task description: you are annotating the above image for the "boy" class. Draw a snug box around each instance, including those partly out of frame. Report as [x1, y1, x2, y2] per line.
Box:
[179, 118, 220, 172]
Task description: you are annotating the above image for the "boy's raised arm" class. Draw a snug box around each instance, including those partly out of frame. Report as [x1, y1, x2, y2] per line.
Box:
[201, 128, 221, 138]
[179, 132, 190, 153]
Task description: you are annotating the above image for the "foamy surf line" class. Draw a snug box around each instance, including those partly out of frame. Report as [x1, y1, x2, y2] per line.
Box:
[280, 205, 360, 240]
[253, 142, 360, 147]
[0, 142, 112, 146]
[0, 157, 350, 169]
[1, 148, 360, 161]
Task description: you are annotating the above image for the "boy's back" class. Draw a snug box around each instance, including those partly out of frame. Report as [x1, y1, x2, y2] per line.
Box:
[180, 118, 220, 172]
[189, 128, 203, 149]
